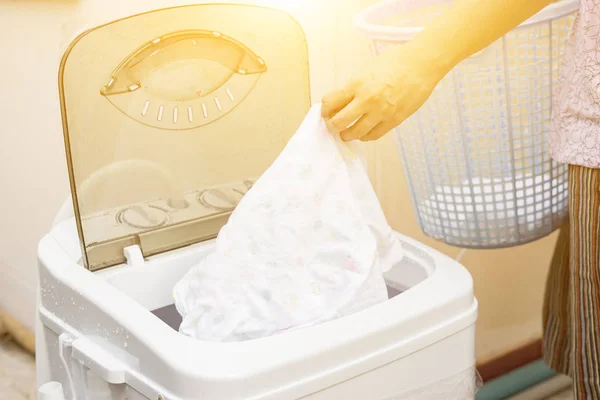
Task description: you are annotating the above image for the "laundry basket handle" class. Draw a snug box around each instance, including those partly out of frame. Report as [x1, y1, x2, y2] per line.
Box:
[355, 0, 580, 42]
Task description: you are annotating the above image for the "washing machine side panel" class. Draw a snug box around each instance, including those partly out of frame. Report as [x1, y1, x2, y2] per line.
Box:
[37, 236, 182, 399]
[301, 324, 477, 400]
[36, 289, 53, 388]
[38, 325, 74, 398]
[38, 235, 267, 399]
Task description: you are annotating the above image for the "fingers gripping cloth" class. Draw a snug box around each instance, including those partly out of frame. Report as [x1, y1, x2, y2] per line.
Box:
[174, 104, 404, 342]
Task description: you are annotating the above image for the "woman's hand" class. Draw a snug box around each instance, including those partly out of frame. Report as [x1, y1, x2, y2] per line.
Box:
[321, 0, 553, 142]
[321, 43, 449, 142]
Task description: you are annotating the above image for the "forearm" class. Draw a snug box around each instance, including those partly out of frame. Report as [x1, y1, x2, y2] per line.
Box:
[320, 0, 556, 140]
[406, 0, 554, 75]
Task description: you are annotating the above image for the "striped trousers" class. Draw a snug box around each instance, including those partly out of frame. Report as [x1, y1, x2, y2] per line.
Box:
[543, 165, 600, 399]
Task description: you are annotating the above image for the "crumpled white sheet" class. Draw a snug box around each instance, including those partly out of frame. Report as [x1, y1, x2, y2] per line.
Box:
[173, 104, 404, 342]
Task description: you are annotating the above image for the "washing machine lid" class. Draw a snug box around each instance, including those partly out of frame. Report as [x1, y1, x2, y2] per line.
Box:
[59, 4, 311, 271]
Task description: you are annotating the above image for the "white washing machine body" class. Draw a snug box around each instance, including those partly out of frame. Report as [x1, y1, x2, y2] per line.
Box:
[36, 4, 478, 399]
[37, 227, 478, 400]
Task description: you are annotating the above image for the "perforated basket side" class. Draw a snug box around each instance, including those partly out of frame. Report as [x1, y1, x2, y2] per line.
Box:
[356, 1, 577, 248]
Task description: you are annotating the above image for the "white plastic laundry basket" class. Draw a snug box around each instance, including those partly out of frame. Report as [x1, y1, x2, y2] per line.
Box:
[356, 0, 579, 248]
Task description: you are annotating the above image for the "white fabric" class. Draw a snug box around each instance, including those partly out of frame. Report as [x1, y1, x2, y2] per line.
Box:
[173, 104, 404, 342]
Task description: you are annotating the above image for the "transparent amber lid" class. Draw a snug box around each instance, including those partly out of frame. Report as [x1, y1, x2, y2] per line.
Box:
[59, 5, 311, 271]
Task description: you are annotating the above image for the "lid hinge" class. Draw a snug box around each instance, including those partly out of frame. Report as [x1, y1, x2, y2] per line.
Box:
[123, 245, 145, 267]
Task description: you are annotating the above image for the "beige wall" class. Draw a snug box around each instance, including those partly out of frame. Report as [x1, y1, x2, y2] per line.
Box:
[0, 0, 556, 362]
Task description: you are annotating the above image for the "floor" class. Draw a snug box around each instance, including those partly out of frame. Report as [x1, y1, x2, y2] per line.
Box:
[546, 391, 575, 400]
[0, 335, 36, 399]
[0, 334, 576, 400]
[505, 374, 574, 400]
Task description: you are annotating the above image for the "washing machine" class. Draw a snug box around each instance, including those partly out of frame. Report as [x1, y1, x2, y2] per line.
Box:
[36, 4, 479, 399]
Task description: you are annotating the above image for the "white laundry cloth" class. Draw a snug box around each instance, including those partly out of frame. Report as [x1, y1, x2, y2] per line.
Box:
[173, 104, 404, 342]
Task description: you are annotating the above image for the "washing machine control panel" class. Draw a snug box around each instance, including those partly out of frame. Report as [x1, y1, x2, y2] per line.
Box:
[80, 179, 254, 246]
